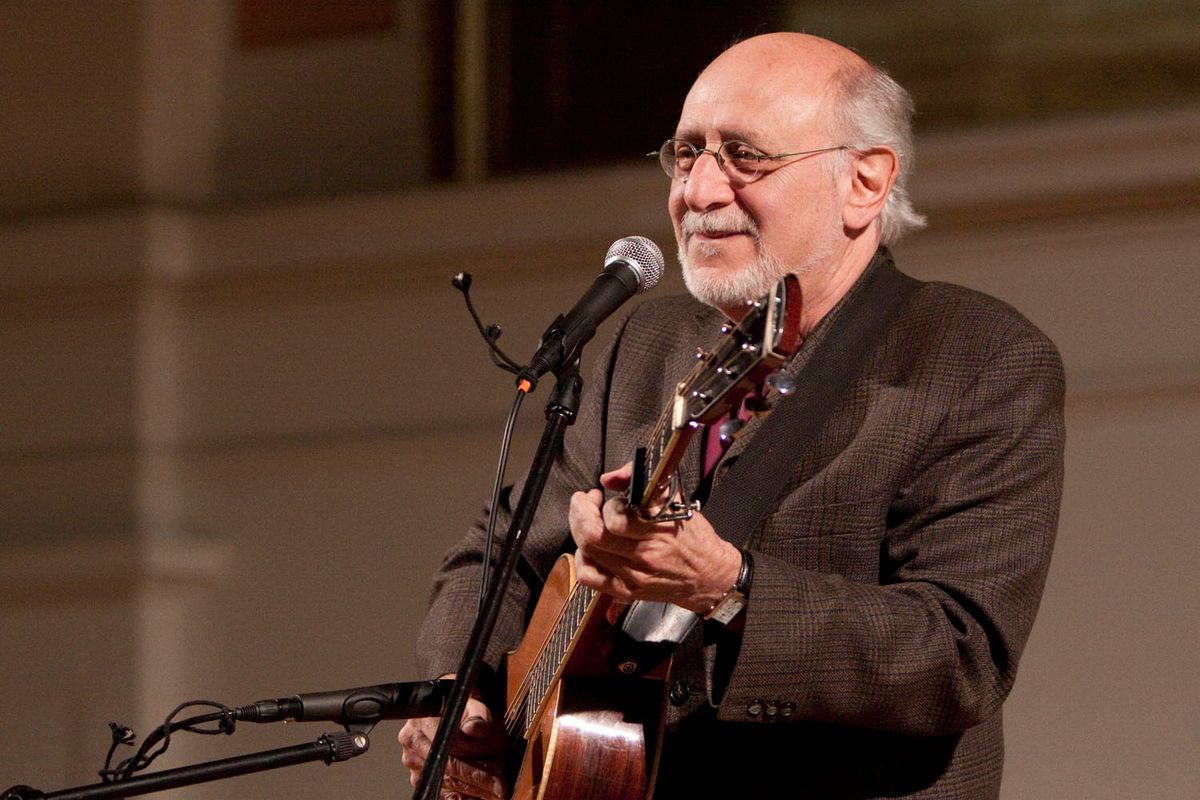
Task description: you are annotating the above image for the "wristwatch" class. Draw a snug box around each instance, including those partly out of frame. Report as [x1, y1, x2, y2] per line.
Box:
[703, 548, 753, 626]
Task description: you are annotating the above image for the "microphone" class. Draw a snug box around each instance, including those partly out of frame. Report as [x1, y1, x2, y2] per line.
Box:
[234, 679, 452, 725]
[520, 236, 664, 387]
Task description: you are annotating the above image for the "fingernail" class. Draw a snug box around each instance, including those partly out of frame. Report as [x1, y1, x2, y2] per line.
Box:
[460, 715, 489, 737]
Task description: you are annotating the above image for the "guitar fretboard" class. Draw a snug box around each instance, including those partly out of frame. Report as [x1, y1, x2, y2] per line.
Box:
[504, 582, 597, 738]
[637, 356, 706, 510]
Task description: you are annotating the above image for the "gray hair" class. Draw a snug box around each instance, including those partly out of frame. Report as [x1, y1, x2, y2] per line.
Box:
[827, 64, 927, 244]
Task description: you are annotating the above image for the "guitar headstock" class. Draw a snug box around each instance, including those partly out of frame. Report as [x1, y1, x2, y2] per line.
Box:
[678, 272, 803, 427]
[630, 273, 803, 516]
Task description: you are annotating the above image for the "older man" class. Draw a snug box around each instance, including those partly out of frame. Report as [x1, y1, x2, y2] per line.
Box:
[401, 32, 1064, 799]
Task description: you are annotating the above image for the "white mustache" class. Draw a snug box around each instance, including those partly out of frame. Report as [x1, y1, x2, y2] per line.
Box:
[681, 209, 760, 239]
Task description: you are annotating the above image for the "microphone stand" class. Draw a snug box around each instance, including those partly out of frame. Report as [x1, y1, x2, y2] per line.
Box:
[3, 680, 452, 800]
[2, 731, 368, 800]
[413, 357, 584, 800]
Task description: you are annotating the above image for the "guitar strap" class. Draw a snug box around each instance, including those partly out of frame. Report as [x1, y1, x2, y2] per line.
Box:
[617, 247, 922, 651]
[700, 246, 922, 547]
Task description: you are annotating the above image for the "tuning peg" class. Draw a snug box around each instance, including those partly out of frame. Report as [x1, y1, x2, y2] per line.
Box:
[695, 347, 710, 360]
[718, 417, 744, 444]
[766, 371, 797, 396]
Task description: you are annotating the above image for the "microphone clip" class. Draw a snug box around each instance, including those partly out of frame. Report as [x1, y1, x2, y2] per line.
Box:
[452, 271, 526, 380]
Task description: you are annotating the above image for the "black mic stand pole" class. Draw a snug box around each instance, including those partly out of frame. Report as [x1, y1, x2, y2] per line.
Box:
[2, 731, 369, 800]
[413, 358, 584, 800]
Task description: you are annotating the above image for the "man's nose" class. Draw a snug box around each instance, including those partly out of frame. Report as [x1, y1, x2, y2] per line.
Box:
[682, 150, 736, 211]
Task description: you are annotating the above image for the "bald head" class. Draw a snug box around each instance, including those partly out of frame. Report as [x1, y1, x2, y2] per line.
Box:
[688, 33, 870, 139]
[703, 32, 871, 86]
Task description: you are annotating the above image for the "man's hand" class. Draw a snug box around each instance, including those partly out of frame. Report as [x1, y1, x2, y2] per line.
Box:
[568, 462, 742, 615]
[398, 674, 507, 800]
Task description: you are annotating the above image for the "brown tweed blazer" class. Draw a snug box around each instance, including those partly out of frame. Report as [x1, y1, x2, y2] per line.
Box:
[417, 252, 1065, 798]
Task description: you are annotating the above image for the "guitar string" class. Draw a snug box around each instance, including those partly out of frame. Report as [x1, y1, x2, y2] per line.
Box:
[503, 580, 597, 737]
[640, 356, 708, 511]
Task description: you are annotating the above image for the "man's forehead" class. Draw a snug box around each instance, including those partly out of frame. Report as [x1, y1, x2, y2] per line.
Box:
[672, 111, 771, 144]
[674, 82, 824, 145]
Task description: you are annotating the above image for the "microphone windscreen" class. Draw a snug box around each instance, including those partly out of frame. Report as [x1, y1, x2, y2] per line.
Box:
[605, 236, 664, 293]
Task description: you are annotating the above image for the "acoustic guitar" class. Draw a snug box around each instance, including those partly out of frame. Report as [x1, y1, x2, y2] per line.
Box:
[500, 274, 802, 800]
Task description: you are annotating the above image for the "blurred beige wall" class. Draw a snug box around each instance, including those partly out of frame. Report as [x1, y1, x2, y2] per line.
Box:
[1, 3, 1197, 799]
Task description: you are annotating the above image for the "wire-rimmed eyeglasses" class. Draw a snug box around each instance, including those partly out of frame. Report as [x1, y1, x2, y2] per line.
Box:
[651, 139, 849, 184]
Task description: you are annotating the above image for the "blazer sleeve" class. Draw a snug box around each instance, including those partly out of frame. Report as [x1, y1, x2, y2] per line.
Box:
[716, 311, 1066, 735]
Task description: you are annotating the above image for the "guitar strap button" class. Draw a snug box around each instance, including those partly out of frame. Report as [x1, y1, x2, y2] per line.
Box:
[668, 680, 691, 707]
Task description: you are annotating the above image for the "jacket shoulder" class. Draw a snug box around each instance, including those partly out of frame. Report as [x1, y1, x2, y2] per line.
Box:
[905, 280, 1060, 358]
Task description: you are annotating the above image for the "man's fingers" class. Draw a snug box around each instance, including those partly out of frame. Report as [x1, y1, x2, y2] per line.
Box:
[460, 714, 489, 739]
[444, 756, 507, 800]
[397, 670, 507, 800]
[568, 490, 606, 542]
[599, 461, 634, 491]
[574, 551, 638, 600]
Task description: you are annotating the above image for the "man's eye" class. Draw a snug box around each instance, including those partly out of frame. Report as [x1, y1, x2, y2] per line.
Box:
[673, 144, 697, 162]
[726, 144, 763, 163]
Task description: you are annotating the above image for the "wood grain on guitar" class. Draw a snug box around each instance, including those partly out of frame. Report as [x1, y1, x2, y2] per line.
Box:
[504, 555, 666, 800]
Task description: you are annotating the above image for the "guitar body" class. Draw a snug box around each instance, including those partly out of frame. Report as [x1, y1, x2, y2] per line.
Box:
[504, 555, 669, 800]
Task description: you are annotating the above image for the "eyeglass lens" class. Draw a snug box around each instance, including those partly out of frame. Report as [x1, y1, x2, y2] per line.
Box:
[660, 140, 766, 182]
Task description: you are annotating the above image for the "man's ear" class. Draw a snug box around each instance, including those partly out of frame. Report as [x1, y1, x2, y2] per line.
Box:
[841, 147, 899, 232]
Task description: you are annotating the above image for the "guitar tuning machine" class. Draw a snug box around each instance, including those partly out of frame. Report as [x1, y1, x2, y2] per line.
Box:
[718, 417, 744, 444]
[766, 371, 797, 396]
[695, 347, 711, 360]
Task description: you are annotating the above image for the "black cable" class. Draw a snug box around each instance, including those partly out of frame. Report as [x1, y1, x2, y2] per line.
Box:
[452, 272, 523, 374]
[450, 271, 535, 608]
[478, 385, 528, 609]
[101, 701, 236, 782]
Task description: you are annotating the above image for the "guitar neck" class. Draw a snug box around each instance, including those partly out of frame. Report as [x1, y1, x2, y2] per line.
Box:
[630, 274, 802, 517]
[633, 372, 705, 516]
[505, 580, 598, 737]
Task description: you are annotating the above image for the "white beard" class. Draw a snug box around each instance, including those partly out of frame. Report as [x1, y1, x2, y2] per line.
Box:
[677, 207, 837, 310]
[679, 239, 786, 311]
